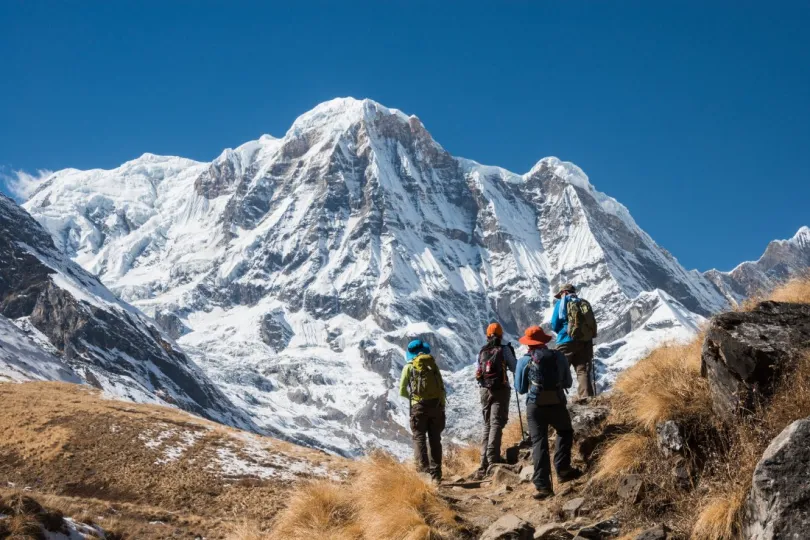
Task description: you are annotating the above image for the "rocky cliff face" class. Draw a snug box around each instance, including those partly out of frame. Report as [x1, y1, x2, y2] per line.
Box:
[0, 194, 253, 430]
[16, 98, 810, 455]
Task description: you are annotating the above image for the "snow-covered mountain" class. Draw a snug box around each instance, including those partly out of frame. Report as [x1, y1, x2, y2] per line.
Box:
[17, 97, 810, 455]
[0, 194, 253, 430]
[705, 226, 810, 303]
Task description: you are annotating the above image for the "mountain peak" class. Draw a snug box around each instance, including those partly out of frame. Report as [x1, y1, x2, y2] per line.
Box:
[527, 156, 593, 191]
[287, 97, 412, 138]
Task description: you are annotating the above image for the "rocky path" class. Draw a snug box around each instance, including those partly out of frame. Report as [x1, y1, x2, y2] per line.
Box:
[436, 405, 671, 540]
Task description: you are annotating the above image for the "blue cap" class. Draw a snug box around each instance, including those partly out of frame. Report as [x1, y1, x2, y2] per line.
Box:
[406, 339, 431, 361]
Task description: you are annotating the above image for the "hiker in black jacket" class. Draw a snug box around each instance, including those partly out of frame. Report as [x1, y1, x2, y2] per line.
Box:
[474, 322, 517, 477]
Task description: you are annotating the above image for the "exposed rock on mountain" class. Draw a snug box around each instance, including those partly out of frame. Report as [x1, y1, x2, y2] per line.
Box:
[0, 194, 251, 429]
[16, 98, 810, 455]
[745, 416, 810, 539]
[701, 301, 810, 418]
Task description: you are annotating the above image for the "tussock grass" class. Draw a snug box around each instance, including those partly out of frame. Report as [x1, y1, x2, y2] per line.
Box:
[691, 493, 745, 540]
[444, 443, 480, 477]
[612, 337, 712, 431]
[269, 453, 465, 540]
[593, 432, 656, 482]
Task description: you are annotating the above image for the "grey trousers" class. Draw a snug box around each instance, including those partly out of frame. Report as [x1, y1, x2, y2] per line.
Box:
[410, 399, 445, 480]
[558, 340, 595, 398]
[479, 385, 511, 469]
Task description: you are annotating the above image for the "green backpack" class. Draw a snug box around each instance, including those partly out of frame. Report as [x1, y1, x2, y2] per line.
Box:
[409, 354, 444, 401]
[567, 298, 598, 342]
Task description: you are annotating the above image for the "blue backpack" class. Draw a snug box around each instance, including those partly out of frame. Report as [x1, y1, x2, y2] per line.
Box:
[515, 348, 572, 401]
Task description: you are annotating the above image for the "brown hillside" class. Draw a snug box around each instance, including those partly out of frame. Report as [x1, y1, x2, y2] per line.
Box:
[0, 382, 348, 538]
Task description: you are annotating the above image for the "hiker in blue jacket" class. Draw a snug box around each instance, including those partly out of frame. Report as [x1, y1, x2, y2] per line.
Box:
[550, 284, 596, 399]
[514, 326, 581, 500]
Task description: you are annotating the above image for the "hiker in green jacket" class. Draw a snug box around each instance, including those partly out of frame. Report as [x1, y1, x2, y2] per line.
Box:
[399, 339, 446, 482]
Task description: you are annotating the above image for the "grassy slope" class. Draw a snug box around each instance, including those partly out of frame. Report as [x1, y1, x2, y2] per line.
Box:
[0, 382, 347, 539]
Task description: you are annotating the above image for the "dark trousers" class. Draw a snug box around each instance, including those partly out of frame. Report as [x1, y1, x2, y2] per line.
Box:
[558, 340, 595, 398]
[526, 401, 574, 490]
[410, 399, 445, 480]
[479, 385, 511, 469]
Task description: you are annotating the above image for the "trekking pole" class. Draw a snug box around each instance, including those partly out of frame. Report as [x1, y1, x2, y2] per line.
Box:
[513, 374, 526, 442]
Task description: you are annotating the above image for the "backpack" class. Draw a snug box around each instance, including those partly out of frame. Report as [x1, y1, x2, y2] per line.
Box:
[476, 342, 508, 389]
[409, 354, 444, 401]
[567, 298, 598, 342]
[515, 349, 574, 395]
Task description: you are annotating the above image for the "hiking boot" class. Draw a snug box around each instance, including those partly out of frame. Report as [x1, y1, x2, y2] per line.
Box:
[557, 467, 583, 483]
[533, 486, 554, 500]
[472, 468, 487, 480]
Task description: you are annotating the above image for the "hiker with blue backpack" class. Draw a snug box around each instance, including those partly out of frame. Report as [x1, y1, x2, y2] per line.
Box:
[474, 322, 518, 478]
[399, 339, 446, 483]
[515, 326, 582, 500]
[550, 284, 598, 399]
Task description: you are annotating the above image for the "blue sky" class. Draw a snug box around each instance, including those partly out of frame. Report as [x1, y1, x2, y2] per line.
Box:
[1, 1, 808, 271]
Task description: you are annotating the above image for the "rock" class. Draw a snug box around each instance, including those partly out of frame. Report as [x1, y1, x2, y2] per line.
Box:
[480, 514, 535, 540]
[534, 523, 574, 539]
[491, 466, 521, 487]
[701, 301, 810, 418]
[562, 497, 586, 519]
[575, 517, 620, 539]
[671, 461, 691, 490]
[520, 448, 533, 462]
[519, 465, 534, 483]
[634, 524, 669, 540]
[568, 402, 623, 463]
[616, 474, 644, 503]
[743, 417, 810, 539]
[655, 420, 683, 457]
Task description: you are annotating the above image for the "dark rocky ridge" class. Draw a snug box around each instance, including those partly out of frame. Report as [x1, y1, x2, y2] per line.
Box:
[0, 194, 252, 429]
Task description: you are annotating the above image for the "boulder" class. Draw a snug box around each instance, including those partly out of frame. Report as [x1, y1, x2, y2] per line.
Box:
[634, 524, 669, 540]
[534, 523, 574, 539]
[481, 514, 535, 540]
[520, 465, 534, 483]
[568, 402, 623, 463]
[655, 420, 683, 457]
[617, 474, 644, 504]
[491, 466, 521, 487]
[562, 497, 586, 519]
[701, 302, 810, 418]
[743, 417, 810, 539]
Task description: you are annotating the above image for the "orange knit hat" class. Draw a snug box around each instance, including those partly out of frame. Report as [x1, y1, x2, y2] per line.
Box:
[486, 322, 503, 337]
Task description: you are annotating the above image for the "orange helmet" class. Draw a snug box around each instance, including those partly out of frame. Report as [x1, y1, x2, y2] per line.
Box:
[486, 322, 503, 338]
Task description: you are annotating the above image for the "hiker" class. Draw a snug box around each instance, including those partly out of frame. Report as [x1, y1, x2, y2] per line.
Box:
[475, 322, 517, 477]
[399, 339, 446, 483]
[550, 284, 598, 399]
[514, 326, 582, 500]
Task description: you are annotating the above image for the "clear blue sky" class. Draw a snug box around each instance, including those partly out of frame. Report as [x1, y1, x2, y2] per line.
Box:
[1, 1, 808, 271]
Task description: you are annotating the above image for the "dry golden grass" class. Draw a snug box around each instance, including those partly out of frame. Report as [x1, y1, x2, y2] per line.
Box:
[691, 492, 746, 540]
[593, 432, 656, 482]
[501, 413, 528, 448]
[763, 276, 810, 305]
[612, 336, 712, 431]
[268, 480, 361, 540]
[444, 443, 480, 477]
[269, 453, 465, 540]
[0, 381, 346, 539]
